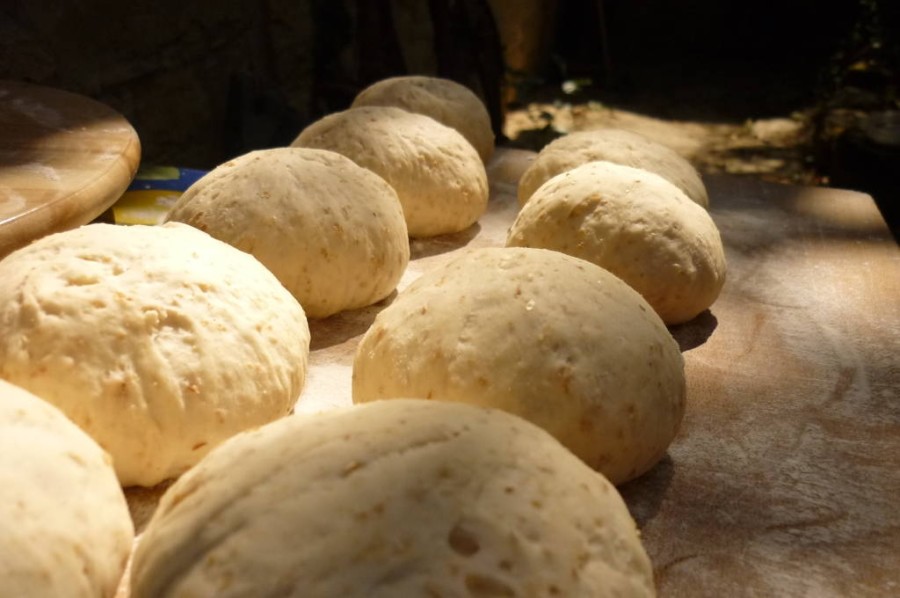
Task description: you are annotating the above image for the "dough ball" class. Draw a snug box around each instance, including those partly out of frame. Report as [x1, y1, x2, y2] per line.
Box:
[507, 161, 727, 325]
[292, 106, 488, 238]
[351, 75, 495, 163]
[0, 223, 310, 487]
[165, 148, 409, 318]
[518, 129, 709, 208]
[131, 399, 655, 597]
[0, 379, 133, 597]
[353, 247, 685, 484]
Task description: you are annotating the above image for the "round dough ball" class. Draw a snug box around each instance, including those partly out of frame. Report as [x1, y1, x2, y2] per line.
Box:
[165, 148, 410, 318]
[0, 379, 134, 597]
[292, 106, 488, 238]
[351, 75, 495, 163]
[353, 247, 685, 484]
[131, 399, 655, 597]
[0, 222, 310, 487]
[518, 129, 709, 208]
[508, 161, 727, 325]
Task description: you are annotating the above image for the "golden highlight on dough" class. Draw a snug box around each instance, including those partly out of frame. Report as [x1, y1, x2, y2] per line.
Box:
[0, 379, 133, 597]
[353, 247, 686, 484]
[508, 160, 727, 324]
[166, 148, 410, 318]
[293, 106, 488, 238]
[0, 223, 310, 487]
[131, 399, 655, 597]
[352, 75, 495, 162]
[518, 128, 709, 208]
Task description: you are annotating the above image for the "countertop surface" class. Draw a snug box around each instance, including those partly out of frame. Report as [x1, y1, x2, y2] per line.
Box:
[125, 148, 900, 597]
[619, 172, 899, 597]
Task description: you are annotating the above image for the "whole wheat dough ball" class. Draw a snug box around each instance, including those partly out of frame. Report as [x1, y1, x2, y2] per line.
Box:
[131, 399, 655, 598]
[0, 223, 310, 487]
[165, 148, 409, 318]
[0, 379, 134, 597]
[518, 129, 709, 208]
[351, 75, 495, 163]
[292, 106, 488, 238]
[353, 247, 685, 484]
[508, 161, 727, 325]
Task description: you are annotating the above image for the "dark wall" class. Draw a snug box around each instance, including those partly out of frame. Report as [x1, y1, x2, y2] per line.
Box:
[1, 0, 877, 166]
[1, 0, 503, 168]
[2, 0, 316, 167]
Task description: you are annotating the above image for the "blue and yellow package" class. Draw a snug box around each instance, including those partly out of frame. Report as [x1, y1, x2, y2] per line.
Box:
[111, 166, 207, 225]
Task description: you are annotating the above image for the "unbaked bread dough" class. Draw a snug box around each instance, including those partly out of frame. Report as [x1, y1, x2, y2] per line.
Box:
[352, 247, 685, 484]
[518, 128, 709, 208]
[165, 148, 409, 318]
[131, 399, 655, 597]
[0, 378, 133, 597]
[292, 106, 489, 238]
[0, 222, 310, 487]
[507, 161, 727, 324]
[351, 75, 495, 163]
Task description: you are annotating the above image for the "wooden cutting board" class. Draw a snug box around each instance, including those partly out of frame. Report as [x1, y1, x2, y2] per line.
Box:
[120, 148, 899, 596]
[0, 80, 141, 259]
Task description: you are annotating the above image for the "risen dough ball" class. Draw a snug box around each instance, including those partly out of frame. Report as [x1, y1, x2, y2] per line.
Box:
[292, 106, 488, 238]
[508, 161, 727, 325]
[518, 129, 709, 208]
[351, 75, 495, 163]
[131, 399, 655, 597]
[0, 223, 310, 487]
[353, 247, 685, 484]
[165, 148, 409, 318]
[0, 379, 133, 597]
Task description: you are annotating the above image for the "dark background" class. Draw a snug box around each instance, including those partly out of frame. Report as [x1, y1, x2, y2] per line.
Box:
[1, 0, 896, 192]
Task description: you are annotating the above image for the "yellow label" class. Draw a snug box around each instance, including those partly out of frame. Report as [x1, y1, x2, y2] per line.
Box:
[111, 190, 181, 225]
[133, 165, 183, 181]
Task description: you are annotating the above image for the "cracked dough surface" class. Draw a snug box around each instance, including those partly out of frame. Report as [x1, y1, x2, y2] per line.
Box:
[517, 128, 709, 208]
[351, 75, 495, 163]
[352, 247, 685, 484]
[0, 379, 133, 597]
[508, 160, 727, 324]
[165, 148, 409, 318]
[0, 223, 310, 487]
[131, 399, 654, 597]
[293, 106, 488, 238]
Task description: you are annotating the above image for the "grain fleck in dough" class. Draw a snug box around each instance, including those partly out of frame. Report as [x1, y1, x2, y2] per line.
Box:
[0, 379, 134, 597]
[508, 160, 727, 324]
[293, 106, 488, 238]
[353, 247, 686, 485]
[0, 223, 310, 487]
[166, 148, 409, 318]
[351, 75, 495, 163]
[518, 128, 709, 208]
[131, 400, 655, 597]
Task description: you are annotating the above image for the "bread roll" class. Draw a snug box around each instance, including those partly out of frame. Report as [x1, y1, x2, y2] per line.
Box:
[353, 247, 685, 484]
[0, 223, 310, 487]
[0, 379, 133, 597]
[131, 399, 655, 597]
[508, 161, 727, 324]
[293, 106, 488, 238]
[165, 148, 409, 318]
[351, 75, 495, 163]
[518, 129, 709, 208]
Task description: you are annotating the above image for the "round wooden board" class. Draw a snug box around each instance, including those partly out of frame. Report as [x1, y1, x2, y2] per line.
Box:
[0, 80, 141, 259]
